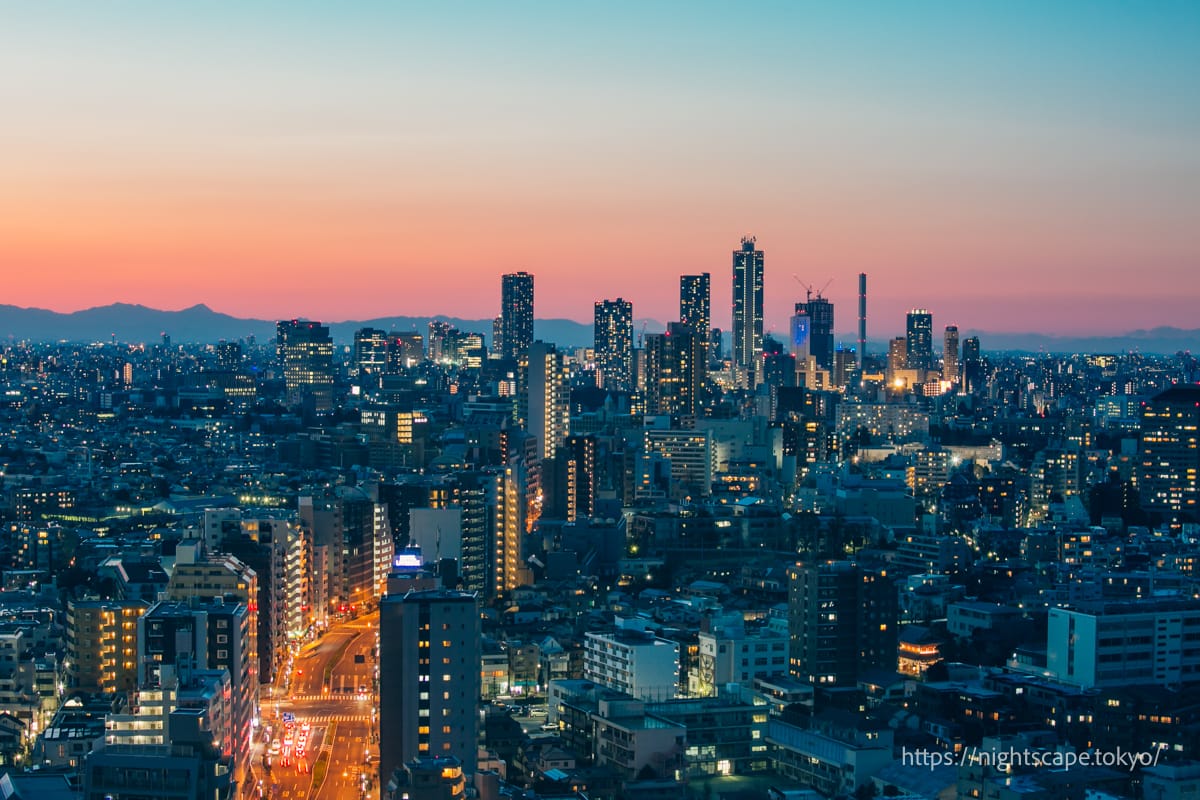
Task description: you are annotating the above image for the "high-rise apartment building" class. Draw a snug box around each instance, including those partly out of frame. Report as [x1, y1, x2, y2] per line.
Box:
[1139, 384, 1200, 522]
[527, 340, 570, 461]
[787, 561, 898, 686]
[643, 322, 704, 417]
[138, 598, 256, 789]
[732, 237, 764, 375]
[594, 298, 633, 391]
[943, 325, 960, 384]
[905, 310, 934, 374]
[548, 434, 596, 522]
[66, 599, 148, 694]
[276, 319, 335, 406]
[680, 273, 711, 365]
[379, 588, 480, 788]
[501, 272, 535, 360]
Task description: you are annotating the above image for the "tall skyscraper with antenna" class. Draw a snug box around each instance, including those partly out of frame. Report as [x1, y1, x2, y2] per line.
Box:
[732, 237, 764, 375]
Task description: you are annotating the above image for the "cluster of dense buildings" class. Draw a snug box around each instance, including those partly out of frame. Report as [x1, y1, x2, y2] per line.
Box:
[0, 238, 1199, 799]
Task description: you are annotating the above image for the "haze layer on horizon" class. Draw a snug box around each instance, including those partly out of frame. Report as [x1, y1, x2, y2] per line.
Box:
[2, 2, 1197, 336]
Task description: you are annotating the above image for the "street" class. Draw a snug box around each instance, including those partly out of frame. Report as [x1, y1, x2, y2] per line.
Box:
[253, 612, 380, 800]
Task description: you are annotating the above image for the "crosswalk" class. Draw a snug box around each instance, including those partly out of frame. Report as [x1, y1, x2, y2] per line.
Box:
[285, 694, 373, 703]
[300, 714, 370, 723]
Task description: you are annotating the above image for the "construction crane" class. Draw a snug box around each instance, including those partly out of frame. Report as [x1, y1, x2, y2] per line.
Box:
[792, 274, 832, 302]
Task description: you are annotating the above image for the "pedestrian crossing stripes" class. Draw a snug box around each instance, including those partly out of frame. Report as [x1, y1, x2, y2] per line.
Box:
[284, 694, 373, 703]
[299, 714, 370, 723]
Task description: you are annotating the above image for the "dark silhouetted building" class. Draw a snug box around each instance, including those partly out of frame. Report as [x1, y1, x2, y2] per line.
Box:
[501, 272, 535, 360]
[1139, 384, 1200, 524]
[277, 319, 335, 408]
[905, 309, 933, 374]
[788, 561, 898, 686]
[379, 588, 480, 789]
[594, 298, 633, 391]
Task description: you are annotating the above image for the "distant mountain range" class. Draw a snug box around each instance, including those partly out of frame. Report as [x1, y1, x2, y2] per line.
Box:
[0, 303, 1196, 354]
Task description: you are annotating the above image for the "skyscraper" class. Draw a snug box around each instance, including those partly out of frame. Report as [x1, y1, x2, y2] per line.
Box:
[732, 237, 764, 375]
[353, 327, 389, 376]
[276, 319, 334, 405]
[379, 587, 480, 788]
[887, 337, 908, 386]
[501, 272, 535, 360]
[789, 305, 811, 362]
[680, 273, 711, 364]
[943, 325, 960, 384]
[800, 294, 835, 370]
[643, 323, 704, 417]
[905, 309, 934, 373]
[593, 298, 633, 391]
[961, 336, 983, 393]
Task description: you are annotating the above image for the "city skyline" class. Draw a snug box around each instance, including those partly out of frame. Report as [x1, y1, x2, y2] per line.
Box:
[3, 3, 1198, 335]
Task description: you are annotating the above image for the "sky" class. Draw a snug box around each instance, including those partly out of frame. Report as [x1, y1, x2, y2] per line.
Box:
[2, 2, 1198, 337]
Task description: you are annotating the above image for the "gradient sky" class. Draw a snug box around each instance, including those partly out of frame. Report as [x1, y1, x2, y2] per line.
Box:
[2, 2, 1198, 337]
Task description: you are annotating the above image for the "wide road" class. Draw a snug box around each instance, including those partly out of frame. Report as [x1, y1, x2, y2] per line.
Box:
[256, 612, 380, 800]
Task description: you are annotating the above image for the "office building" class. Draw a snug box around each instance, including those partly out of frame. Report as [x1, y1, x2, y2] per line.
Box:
[379, 588, 480, 788]
[594, 298, 633, 391]
[354, 327, 390, 376]
[276, 319, 335, 407]
[905, 309, 933, 374]
[732, 237, 764, 375]
[1139, 384, 1200, 523]
[1044, 599, 1200, 688]
[389, 332, 424, 370]
[501, 272, 535, 360]
[789, 306, 810, 362]
[799, 294, 835, 371]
